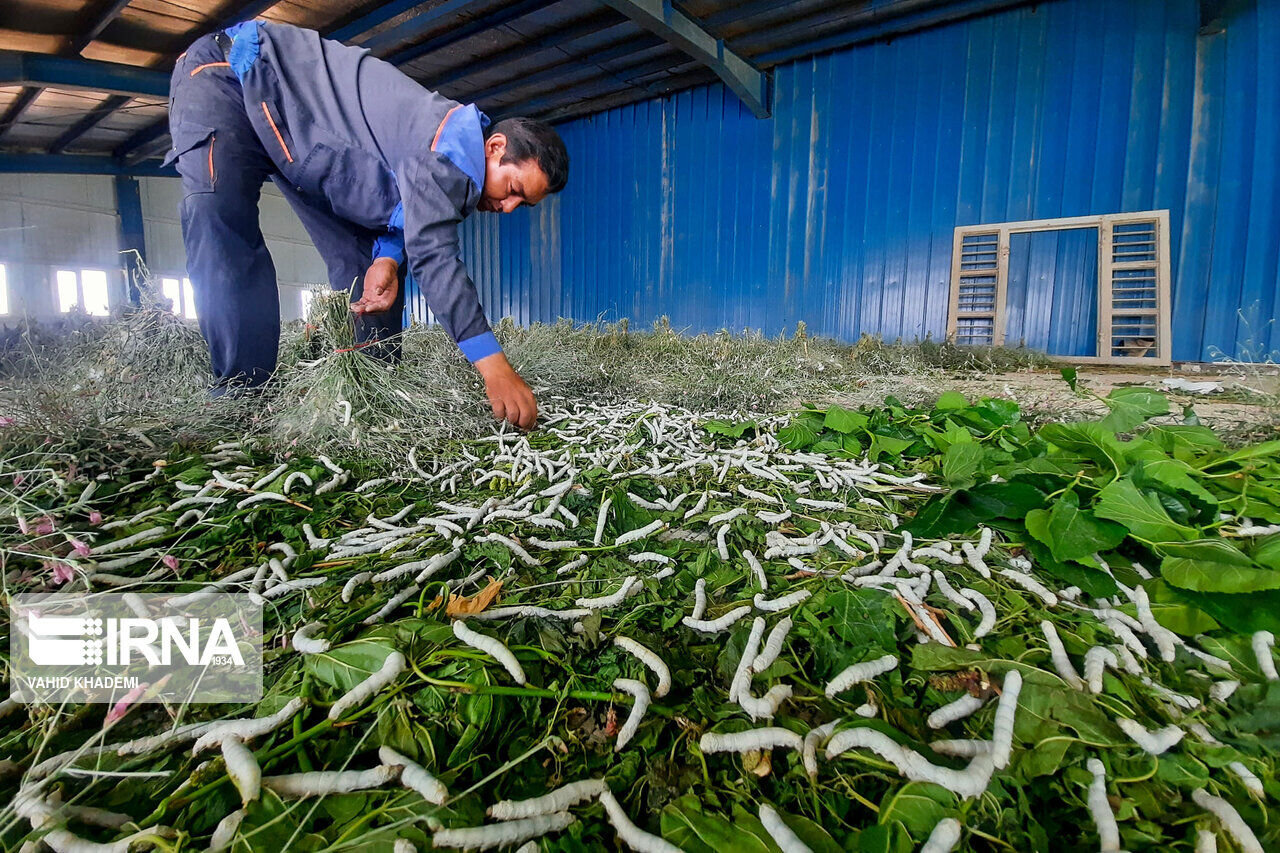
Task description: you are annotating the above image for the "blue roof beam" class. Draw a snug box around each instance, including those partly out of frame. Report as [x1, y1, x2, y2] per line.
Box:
[0, 152, 175, 177]
[0, 87, 42, 142]
[386, 0, 548, 67]
[596, 0, 769, 118]
[70, 0, 136, 54]
[0, 51, 169, 98]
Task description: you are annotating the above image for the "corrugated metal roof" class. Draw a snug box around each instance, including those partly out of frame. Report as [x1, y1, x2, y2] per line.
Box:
[0, 1, 1038, 163]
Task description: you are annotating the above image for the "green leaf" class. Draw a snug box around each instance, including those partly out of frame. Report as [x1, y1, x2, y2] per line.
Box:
[661, 795, 770, 853]
[1098, 387, 1170, 432]
[1202, 439, 1280, 470]
[1040, 421, 1129, 473]
[941, 442, 984, 487]
[1160, 556, 1280, 593]
[1168, 588, 1280, 635]
[878, 783, 956, 840]
[869, 432, 916, 461]
[1060, 367, 1079, 392]
[1254, 536, 1280, 571]
[907, 479, 1050, 538]
[823, 589, 901, 653]
[305, 640, 395, 692]
[934, 390, 968, 411]
[1154, 539, 1253, 566]
[1024, 492, 1127, 562]
[824, 405, 867, 434]
[702, 418, 757, 438]
[1138, 459, 1218, 507]
[1094, 478, 1196, 542]
[779, 419, 820, 450]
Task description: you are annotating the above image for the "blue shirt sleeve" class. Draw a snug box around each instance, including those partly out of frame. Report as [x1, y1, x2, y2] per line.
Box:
[371, 201, 405, 265]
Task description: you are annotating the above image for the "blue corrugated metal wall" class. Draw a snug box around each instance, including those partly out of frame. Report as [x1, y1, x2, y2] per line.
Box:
[446, 0, 1278, 362]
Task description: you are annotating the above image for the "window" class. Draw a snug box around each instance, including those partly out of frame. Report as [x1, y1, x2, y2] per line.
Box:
[160, 276, 198, 320]
[0, 263, 8, 315]
[947, 210, 1171, 365]
[56, 269, 111, 317]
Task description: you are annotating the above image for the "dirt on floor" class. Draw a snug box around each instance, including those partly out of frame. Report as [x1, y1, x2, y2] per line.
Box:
[825, 362, 1280, 442]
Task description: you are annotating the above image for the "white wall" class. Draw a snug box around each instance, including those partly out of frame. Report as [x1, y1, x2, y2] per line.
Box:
[0, 173, 328, 326]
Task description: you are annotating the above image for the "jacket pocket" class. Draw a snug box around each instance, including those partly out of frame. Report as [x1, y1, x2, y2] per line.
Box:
[294, 138, 400, 231]
[164, 121, 217, 195]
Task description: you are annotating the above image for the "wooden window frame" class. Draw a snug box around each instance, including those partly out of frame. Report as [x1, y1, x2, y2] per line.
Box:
[947, 210, 1172, 366]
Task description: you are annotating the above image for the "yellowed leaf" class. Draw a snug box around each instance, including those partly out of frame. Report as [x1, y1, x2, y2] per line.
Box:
[444, 578, 503, 617]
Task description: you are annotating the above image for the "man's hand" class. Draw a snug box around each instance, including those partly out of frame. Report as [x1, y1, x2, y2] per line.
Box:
[351, 258, 399, 314]
[476, 352, 537, 431]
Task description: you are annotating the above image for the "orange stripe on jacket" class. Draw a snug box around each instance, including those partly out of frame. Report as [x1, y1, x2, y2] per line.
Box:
[261, 102, 293, 163]
[190, 62, 231, 76]
[431, 104, 462, 151]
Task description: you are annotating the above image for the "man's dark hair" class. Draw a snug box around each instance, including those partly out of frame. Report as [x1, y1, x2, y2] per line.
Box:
[487, 117, 569, 193]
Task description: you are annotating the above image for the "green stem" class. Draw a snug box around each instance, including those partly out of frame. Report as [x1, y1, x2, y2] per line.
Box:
[421, 678, 677, 718]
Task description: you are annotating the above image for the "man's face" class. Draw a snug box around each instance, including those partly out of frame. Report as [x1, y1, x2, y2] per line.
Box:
[478, 132, 551, 213]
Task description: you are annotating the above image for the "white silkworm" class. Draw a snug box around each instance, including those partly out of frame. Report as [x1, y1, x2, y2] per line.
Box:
[933, 571, 974, 611]
[416, 547, 462, 583]
[1191, 788, 1263, 853]
[302, 523, 330, 549]
[802, 718, 841, 779]
[488, 779, 608, 820]
[263, 765, 399, 798]
[627, 552, 672, 565]
[998, 569, 1058, 606]
[379, 746, 447, 805]
[691, 577, 708, 620]
[683, 493, 709, 519]
[757, 509, 791, 524]
[40, 827, 174, 853]
[1103, 614, 1149, 660]
[599, 790, 682, 853]
[716, 524, 731, 560]
[341, 571, 372, 602]
[739, 684, 792, 721]
[1196, 830, 1217, 853]
[929, 739, 993, 758]
[825, 654, 898, 697]
[576, 576, 639, 609]
[282, 471, 312, 493]
[709, 507, 746, 525]
[920, 818, 962, 853]
[250, 464, 288, 491]
[1086, 758, 1120, 851]
[855, 702, 877, 718]
[210, 809, 244, 851]
[825, 727, 995, 799]
[1134, 586, 1179, 662]
[477, 533, 540, 567]
[221, 738, 260, 805]
[797, 497, 846, 511]
[193, 698, 305, 754]
[1041, 621, 1085, 690]
[613, 678, 650, 750]
[683, 605, 752, 634]
[1227, 761, 1265, 797]
[329, 651, 407, 719]
[1116, 718, 1183, 755]
[914, 546, 964, 565]
[261, 576, 326, 599]
[559, 554, 590, 575]
[927, 694, 985, 729]
[1184, 645, 1233, 674]
[700, 727, 804, 754]
[617, 519, 665, 546]
[291, 622, 330, 655]
[758, 804, 812, 853]
[395, 840, 416, 853]
[472, 606, 592, 621]
[1252, 631, 1277, 680]
[91, 526, 166, 554]
[433, 813, 576, 850]
[754, 589, 811, 613]
[992, 670, 1022, 770]
[961, 542, 991, 577]
[751, 617, 792, 673]
[744, 550, 767, 590]
[363, 583, 421, 625]
[962, 589, 997, 638]
[593, 497, 613, 546]
[1210, 680, 1240, 702]
[454, 622, 525, 685]
[317, 454, 344, 474]
[1083, 646, 1119, 694]
[614, 636, 671, 698]
[730, 618, 767, 703]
